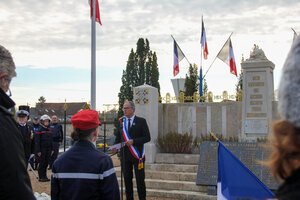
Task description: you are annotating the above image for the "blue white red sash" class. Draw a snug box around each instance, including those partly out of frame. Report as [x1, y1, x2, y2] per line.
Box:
[122, 118, 145, 162]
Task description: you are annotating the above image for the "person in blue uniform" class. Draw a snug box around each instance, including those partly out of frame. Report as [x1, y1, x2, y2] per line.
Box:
[31, 116, 40, 170]
[16, 109, 32, 166]
[51, 109, 120, 200]
[48, 115, 63, 169]
[35, 114, 53, 182]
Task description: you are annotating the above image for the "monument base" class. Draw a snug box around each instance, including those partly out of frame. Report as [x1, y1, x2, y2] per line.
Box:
[145, 142, 157, 164]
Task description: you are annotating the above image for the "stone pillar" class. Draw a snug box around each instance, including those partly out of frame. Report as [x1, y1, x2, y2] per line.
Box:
[171, 78, 185, 102]
[241, 45, 275, 140]
[133, 84, 158, 163]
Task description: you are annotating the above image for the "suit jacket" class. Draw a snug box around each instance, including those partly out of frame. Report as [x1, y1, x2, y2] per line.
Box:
[115, 116, 151, 162]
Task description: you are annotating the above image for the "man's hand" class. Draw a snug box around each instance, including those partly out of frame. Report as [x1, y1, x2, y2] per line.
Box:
[111, 148, 118, 154]
[126, 139, 133, 146]
[37, 152, 41, 157]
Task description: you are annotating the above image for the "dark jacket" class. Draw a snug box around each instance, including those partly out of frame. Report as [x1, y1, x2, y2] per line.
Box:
[50, 123, 63, 143]
[35, 125, 52, 153]
[276, 168, 300, 200]
[51, 140, 120, 200]
[17, 123, 32, 160]
[115, 116, 151, 162]
[0, 89, 35, 200]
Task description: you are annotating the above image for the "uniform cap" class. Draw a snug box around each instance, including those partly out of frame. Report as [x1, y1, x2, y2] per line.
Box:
[71, 109, 101, 130]
[278, 36, 300, 127]
[40, 114, 51, 121]
[17, 110, 29, 117]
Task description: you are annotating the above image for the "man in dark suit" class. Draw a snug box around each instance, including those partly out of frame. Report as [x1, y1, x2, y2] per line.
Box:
[113, 100, 151, 200]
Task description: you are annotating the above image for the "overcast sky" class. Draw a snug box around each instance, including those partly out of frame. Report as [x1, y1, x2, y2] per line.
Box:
[1, 0, 299, 111]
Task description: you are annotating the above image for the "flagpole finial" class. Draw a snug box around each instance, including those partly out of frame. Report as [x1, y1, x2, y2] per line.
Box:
[210, 132, 219, 141]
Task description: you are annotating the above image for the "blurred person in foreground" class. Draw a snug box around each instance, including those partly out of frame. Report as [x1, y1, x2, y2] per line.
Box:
[51, 109, 120, 200]
[267, 36, 300, 199]
[0, 44, 35, 199]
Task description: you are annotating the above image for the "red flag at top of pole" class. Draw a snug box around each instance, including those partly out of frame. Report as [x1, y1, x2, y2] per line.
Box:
[89, 0, 102, 25]
[200, 18, 208, 59]
[217, 37, 237, 76]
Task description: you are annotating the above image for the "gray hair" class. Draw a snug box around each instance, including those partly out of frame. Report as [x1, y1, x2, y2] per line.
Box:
[0, 45, 16, 77]
[125, 100, 135, 111]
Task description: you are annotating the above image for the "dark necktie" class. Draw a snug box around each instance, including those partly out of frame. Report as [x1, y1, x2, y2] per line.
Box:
[128, 118, 131, 131]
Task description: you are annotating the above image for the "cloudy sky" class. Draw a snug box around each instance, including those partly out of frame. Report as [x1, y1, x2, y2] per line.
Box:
[1, 0, 299, 111]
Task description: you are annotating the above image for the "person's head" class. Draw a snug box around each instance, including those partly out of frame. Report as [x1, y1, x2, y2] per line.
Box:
[51, 115, 58, 124]
[71, 109, 101, 142]
[16, 110, 29, 125]
[267, 36, 300, 180]
[33, 116, 39, 124]
[122, 100, 135, 118]
[40, 114, 51, 127]
[0, 45, 16, 94]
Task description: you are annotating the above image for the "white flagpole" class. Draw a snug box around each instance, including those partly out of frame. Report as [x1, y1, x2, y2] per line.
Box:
[91, 0, 96, 109]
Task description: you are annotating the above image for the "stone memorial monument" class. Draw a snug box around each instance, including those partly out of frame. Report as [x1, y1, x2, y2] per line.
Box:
[133, 84, 158, 163]
[241, 45, 275, 140]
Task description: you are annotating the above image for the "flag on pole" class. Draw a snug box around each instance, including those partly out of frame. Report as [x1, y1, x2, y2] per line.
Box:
[217, 141, 274, 200]
[217, 38, 237, 76]
[199, 67, 203, 97]
[89, 0, 102, 25]
[201, 18, 208, 59]
[173, 39, 185, 77]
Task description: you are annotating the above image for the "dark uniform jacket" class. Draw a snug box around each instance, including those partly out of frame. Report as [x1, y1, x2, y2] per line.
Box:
[115, 116, 151, 162]
[51, 140, 120, 200]
[0, 89, 35, 200]
[276, 168, 300, 200]
[35, 125, 52, 153]
[17, 123, 32, 161]
[50, 123, 63, 143]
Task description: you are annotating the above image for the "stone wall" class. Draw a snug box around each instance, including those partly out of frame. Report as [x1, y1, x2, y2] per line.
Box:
[158, 101, 280, 138]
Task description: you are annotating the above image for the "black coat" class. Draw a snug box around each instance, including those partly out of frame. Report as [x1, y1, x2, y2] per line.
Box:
[0, 89, 35, 200]
[276, 168, 300, 200]
[115, 116, 151, 162]
[17, 123, 32, 160]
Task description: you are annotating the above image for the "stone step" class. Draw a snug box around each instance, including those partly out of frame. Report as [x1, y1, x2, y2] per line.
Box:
[117, 178, 206, 193]
[115, 163, 198, 173]
[155, 153, 200, 165]
[119, 188, 216, 200]
[116, 169, 196, 182]
[146, 163, 198, 173]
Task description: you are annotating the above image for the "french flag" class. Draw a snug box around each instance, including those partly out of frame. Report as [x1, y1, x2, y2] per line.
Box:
[173, 39, 185, 77]
[201, 18, 208, 60]
[89, 0, 102, 25]
[217, 141, 274, 200]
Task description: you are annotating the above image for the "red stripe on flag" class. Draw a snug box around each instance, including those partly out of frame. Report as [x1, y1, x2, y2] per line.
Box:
[90, 0, 102, 25]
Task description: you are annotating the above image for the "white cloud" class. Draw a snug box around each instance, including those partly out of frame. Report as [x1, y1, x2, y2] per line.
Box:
[2, 0, 300, 110]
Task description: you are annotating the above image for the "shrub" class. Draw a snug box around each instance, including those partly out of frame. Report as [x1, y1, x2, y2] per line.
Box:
[156, 132, 193, 153]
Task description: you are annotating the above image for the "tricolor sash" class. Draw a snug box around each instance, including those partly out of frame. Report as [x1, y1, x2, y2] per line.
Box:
[122, 117, 145, 170]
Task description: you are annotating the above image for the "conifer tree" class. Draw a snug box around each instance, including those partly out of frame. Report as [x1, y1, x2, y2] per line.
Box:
[236, 70, 243, 101]
[184, 64, 198, 102]
[118, 38, 160, 116]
